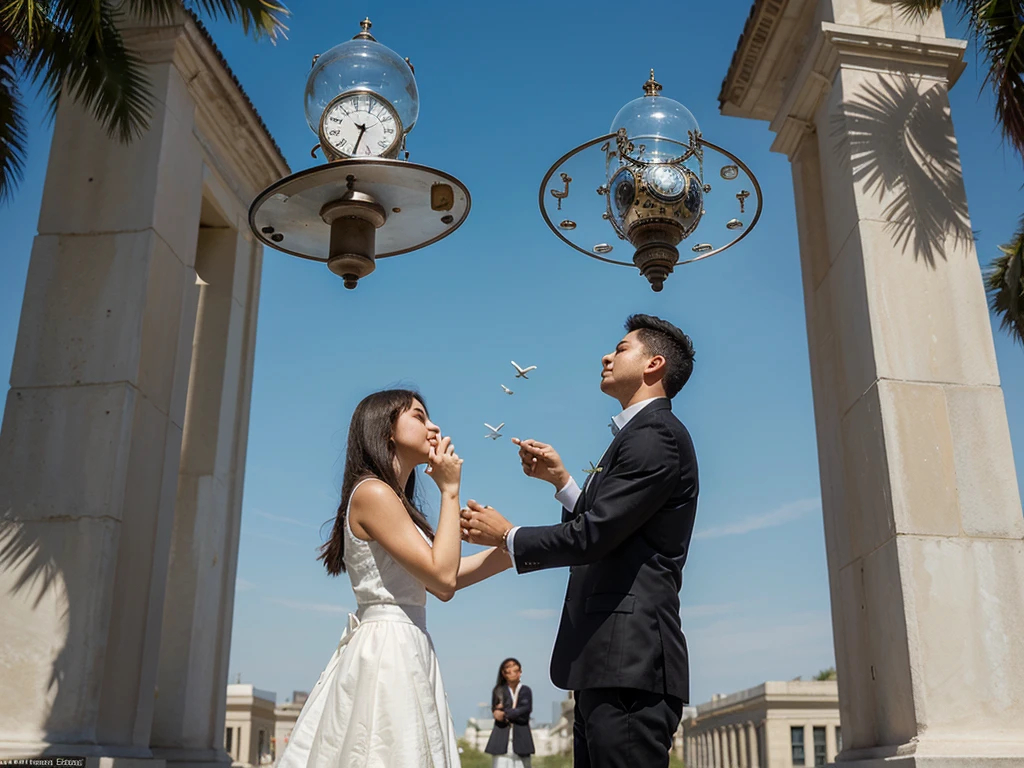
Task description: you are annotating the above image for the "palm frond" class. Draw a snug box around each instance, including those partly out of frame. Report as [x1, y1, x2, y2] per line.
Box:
[893, 0, 946, 21]
[986, 214, 1024, 346]
[0, 0, 54, 48]
[0, 53, 28, 203]
[27, 1, 152, 142]
[187, 0, 289, 39]
[123, 0, 289, 40]
[975, 0, 1024, 156]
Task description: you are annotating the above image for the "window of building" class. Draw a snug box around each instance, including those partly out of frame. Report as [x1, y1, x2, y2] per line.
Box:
[258, 729, 266, 759]
[791, 726, 805, 765]
[813, 726, 827, 766]
[836, 726, 842, 752]
[225, 727, 233, 755]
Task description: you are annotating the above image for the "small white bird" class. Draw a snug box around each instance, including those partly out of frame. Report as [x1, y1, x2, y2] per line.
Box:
[511, 360, 538, 379]
[484, 422, 505, 440]
[501, 384, 514, 395]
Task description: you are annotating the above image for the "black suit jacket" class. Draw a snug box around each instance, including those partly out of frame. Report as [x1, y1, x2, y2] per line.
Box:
[512, 400, 698, 702]
[484, 684, 535, 756]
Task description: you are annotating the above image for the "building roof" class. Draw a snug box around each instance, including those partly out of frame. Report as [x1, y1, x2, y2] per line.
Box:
[186, 11, 288, 169]
[718, 0, 781, 110]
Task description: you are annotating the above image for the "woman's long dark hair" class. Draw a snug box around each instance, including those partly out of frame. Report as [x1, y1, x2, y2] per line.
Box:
[317, 389, 435, 576]
[492, 657, 522, 707]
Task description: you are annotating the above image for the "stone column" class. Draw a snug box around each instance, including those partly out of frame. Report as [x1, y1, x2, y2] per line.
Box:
[0, 23, 202, 764]
[730, 725, 740, 768]
[826, 723, 838, 763]
[737, 723, 748, 768]
[713, 728, 722, 768]
[149, 226, 262, 768]
[747, 722, 759, 768]
[720, 2, 1024, 765]
[701, 731, 709, 768]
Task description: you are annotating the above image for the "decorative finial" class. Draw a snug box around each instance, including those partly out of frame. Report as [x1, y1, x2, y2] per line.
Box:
[354, 17, 376, 41]
[643, 69, 662, 97]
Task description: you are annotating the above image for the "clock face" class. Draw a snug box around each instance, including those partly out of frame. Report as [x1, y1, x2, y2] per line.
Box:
[645, 165, 687, 201]
[321, 92, 402, 158]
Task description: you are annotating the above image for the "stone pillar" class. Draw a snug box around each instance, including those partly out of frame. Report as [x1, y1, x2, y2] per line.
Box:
[747, 723, 759, 768]
[826, 723, 838, 763]
[149, 226, 262, 768]
[0, 24, 202, 764]
[804, 725, 813, 767]
[720, 2, 1024, 765]
[0, 11, 285, 767]
[713, 728, 722, 768]
[729, 726, 740, 768]
[701, 731, 709, 768]
[737, 723, 748, 768]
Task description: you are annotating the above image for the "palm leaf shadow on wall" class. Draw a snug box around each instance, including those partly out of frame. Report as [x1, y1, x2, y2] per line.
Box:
[830, 74, 974, 267]
[0, 510, 88, 748]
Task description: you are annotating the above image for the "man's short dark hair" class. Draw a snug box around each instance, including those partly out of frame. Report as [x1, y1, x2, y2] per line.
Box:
[624, 314, 695, 398]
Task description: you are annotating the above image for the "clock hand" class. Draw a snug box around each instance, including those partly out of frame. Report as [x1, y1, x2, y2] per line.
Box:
[352, 123, 368, 154]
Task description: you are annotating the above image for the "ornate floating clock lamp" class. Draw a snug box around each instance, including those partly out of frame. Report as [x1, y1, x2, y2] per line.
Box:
[539, 70, 762, 291]
[249, 19, 471, 288]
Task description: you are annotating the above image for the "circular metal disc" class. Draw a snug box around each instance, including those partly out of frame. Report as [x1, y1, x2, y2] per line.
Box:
[538, 133, 763, 268]
[249, 159, 471, 261]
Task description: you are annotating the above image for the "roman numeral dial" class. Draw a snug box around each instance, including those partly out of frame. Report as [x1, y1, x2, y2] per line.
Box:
[320, 91, 402, 159]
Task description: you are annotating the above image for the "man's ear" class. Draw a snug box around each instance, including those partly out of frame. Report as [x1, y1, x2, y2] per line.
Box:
[645, 355, 668, 379]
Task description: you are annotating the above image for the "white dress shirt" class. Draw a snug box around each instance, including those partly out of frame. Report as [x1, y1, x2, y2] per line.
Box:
[505, 397, 667, 568]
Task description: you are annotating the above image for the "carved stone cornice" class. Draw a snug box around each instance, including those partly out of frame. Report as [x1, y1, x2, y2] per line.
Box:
[719, 0, 787, 115]
[175, 19, 290, 205]
[121, 13, 289, 210]
[768, 23, 968, 157]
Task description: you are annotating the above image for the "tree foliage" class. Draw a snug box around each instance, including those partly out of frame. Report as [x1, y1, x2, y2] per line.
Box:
[0, 0, 288, 202]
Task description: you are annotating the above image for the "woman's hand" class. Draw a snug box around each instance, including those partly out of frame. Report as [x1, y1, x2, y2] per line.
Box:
[426, 435, 462, 494]
[493, 709, 505, 722]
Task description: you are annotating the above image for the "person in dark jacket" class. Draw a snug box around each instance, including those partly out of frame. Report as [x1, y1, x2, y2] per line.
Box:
[484, 657, 535, 767]
[462, 314, 699, 768]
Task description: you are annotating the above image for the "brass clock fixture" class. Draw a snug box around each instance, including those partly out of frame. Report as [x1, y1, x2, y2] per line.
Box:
[249, 19, 471, 289]
[538, 70, 763, 291]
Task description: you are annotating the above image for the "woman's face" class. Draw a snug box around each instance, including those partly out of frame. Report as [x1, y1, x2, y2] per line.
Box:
[392, 399, 440, 464]
[503, 662, 522, 686]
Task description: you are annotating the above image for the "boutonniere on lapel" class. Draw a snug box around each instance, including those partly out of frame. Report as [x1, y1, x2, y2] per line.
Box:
[583, 461, 603, 476]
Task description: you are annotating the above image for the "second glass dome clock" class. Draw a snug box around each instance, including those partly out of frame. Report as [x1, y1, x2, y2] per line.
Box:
[249, 19, 471, 288]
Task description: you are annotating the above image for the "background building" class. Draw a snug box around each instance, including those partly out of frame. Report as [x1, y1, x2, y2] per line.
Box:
[272, 691, 308, 763]
[682, 681, 840, 768]
[224, 684, 277, 767]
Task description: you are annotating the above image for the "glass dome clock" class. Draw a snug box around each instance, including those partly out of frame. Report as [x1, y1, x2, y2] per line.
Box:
[248, 19, 471, 289]
[539, 70, 762, 291]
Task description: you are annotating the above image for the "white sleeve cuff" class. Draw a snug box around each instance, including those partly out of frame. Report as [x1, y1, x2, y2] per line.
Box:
[554, 477, 582, 511]
[505, 526, 520, 570]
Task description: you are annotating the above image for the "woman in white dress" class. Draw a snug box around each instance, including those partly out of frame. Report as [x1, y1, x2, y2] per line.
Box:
[276, 389, 512, 768]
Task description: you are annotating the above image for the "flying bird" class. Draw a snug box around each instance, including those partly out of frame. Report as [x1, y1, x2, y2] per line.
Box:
[582, 461, 603, 475]
[501, 384, 514, 395]
[484, 423, 505, 440]
[511, 361, 537, 379]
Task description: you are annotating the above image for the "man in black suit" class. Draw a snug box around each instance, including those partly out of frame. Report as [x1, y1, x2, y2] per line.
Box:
[461, 314, 699, 768]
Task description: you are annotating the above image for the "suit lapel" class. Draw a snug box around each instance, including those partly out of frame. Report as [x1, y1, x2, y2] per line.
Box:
[576, 399, 673, 514]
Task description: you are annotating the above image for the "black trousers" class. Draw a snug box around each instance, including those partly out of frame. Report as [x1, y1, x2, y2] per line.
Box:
[572, 688, 683, 768]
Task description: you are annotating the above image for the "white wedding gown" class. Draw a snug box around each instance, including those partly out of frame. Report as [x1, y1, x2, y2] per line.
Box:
[275, 479, 461, 767]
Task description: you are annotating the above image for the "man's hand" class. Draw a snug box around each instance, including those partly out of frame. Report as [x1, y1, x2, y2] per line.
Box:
[460, 500, 513, 548]
[512, 438, 570, 489]
[493, 709, 505, 722]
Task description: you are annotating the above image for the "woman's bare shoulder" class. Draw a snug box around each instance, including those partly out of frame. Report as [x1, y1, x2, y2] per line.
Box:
[349, 478, 408, 539]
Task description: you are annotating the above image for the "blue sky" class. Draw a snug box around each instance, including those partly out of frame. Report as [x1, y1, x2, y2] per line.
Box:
[2, 0, 1023, 731]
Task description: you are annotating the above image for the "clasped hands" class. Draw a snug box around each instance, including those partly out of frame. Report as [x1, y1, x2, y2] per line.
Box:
[459, 438, 568, 548]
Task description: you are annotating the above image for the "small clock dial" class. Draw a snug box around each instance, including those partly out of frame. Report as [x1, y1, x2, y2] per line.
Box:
[321, 92, 401, 158]
[646, 165, 687, 201]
